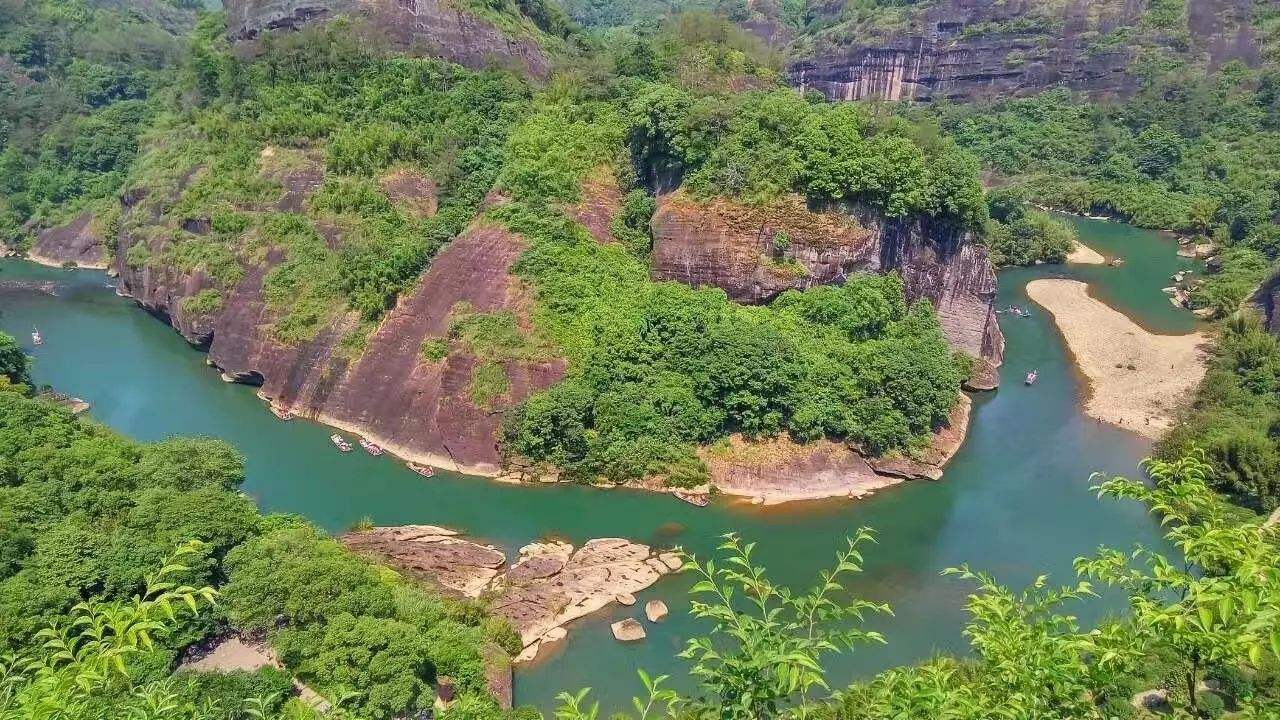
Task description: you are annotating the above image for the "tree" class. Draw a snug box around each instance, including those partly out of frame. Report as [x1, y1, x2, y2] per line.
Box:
[1076, 452, 1280, 713]
[0, 542, 218, 720]
[0, 334, 31, 389]
[562, 531, 891, 720]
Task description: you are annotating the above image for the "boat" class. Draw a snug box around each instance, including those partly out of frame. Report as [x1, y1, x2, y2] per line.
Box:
[674, 491, 710, 507]
[330, 433, 353, 452]
[270, 405, 294, 421]
[31, 327, 42, 346]
[359, 438, 384, 456]
[408, 462, 435, 478]
[1025, 370, 1039, 386]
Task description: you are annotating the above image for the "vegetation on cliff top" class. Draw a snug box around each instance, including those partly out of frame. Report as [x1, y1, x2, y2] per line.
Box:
[487, 17, 983, 486]
[31, 12, 981, 488]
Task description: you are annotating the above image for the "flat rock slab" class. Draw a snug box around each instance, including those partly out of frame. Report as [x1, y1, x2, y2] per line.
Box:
[611, 618, 646, 642]
[343, 528, 676, 662]
[342, 525, 505, 597]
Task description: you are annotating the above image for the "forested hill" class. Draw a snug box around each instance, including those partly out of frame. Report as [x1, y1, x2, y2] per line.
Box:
[0, 0, 197, 244]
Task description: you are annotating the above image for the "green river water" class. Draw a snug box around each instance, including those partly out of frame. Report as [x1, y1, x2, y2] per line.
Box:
[0, 216, 1201, 711]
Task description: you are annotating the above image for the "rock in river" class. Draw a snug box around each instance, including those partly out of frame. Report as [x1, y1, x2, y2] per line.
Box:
[342, 527, 677, 662]
[645, 600, 669, 623]
[611, 618, 647, 642]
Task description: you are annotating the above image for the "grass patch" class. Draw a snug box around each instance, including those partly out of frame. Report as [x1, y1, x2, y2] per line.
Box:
[180, 289, 224, 316]
[470, 360, 511, 408]
[420, 338, 450, 362]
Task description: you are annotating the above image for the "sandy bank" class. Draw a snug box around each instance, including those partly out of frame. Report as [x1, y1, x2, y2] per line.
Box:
[1066, 242, 1106, 265]
[702, 394, 972, 505]
[1026, 279, 1208, 439]
[22, 249, 109, 270]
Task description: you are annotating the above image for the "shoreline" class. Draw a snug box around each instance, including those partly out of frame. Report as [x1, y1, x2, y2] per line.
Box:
[71, 258, 979, 508]
[1066, 241, 1106, 265]
[21, 250, 110, 271]
[1026, 279, 1208, 439]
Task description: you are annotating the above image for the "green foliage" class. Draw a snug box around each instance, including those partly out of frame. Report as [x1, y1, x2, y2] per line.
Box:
[0, 333, 32, 389]
[1076, 452, 1280, 714]
[983, 198, 1078, 267]
[1159, 313, 1280, 511]
[180, 289, 224, 316]
[0, 542, 217, 720]
[0, 0, 188, 239]
[174, 668, 294, 720]
[679, 532, 889, 718]
[1193, 248, 1272, 317]
[0, 384, 511, 718]
[500, 198, 962, 484]
[421, 338, 450, 362]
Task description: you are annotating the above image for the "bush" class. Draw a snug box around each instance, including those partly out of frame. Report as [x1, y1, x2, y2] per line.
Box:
[1197, 691, 1226, 718]
[1098, 693, 1137, 720]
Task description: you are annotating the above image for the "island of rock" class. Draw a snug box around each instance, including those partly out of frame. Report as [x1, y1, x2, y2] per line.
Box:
[340, 525, 682, 662]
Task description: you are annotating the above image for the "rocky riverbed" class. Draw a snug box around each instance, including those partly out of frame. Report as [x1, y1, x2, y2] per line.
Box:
[340, 525, 682, 662]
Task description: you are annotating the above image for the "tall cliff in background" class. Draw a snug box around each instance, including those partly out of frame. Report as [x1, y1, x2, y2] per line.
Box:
[649, 191, 1004, 387]
[223, 0, 555, 77]
[787, 0, 1262, 102]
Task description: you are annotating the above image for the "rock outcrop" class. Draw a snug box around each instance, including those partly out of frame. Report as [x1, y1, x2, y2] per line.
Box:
[788, 0, 1262, 103]
[702, 393, 971, 504]
[114, 162, 563, 475]
[340, 526, 680, 661]
[649, 191, 1004, 373]
[223, 0, 552, 78]
[28, 212, 109, 269]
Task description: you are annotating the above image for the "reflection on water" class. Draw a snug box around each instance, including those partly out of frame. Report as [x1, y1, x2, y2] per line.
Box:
[0, 218, 1194, 711]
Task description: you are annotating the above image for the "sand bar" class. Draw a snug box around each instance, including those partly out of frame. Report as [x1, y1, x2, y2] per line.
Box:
[1026, 279, 1208, 439]
[1066, 242, 1106, 265]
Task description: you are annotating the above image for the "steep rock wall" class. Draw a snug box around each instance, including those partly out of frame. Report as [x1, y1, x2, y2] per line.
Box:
[116, 214, 564, 475]
[223, 0, 552, 77]
[649, 191, 1004, 374]
[788, 0, 1261, 103]
[29, 212, 110, 269]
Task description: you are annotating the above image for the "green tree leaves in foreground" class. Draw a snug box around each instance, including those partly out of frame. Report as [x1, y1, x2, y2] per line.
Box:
[0, 542, 218, 720]
[561, 452, 1280, 719]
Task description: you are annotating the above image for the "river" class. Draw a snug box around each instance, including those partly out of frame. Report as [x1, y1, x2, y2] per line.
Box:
[0, 216, 1201, 711]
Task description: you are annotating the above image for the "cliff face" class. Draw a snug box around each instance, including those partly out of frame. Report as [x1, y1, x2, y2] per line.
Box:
[788, 0, 1261, 103]
[650, 191, 1004, 375]
[223, 0, 552, 77]
[115, 175, 564, 474]
[29, 212, 109, 269]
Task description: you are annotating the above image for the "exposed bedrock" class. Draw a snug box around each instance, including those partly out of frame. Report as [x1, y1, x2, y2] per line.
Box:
[649, 191, 1004, 376]
[116, 204, 564, 474]
[28, 212, 110, 269]
[223, 0, 551, 78]
[340, 525, 682, 661]
[788, 0, 1261, 103]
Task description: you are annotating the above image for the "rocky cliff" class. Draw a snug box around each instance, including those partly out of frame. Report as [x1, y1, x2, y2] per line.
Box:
[28, 212, 110, 269]
[787, 0, 1262, 103]
[223, 0, 552, 77]
[114, 170, 564, 475]
[650, 190, 1004, 382]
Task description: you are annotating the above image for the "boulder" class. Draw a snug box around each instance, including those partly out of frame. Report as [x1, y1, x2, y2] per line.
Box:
[645, 600, 669, 623]
[611, 618, 646, 642]
[616, 592, 636, 606]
